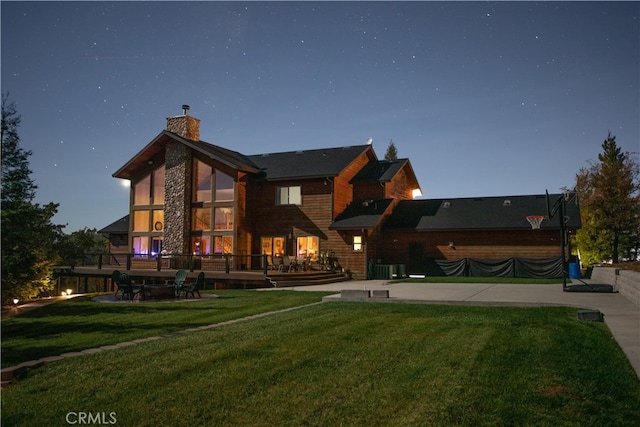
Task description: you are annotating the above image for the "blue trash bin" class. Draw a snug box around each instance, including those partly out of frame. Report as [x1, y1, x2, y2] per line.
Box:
[569, 263, 581, 279]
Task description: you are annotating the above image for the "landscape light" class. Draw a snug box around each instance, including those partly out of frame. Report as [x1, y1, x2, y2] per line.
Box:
[66, 289, 73, 296]
[12, 298, 19, 305]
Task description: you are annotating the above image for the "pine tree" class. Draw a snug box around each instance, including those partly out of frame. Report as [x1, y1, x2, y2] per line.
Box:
[575, 132, 640, 264]
[1, 94, 62, 303]
[385, 139, 398, 161]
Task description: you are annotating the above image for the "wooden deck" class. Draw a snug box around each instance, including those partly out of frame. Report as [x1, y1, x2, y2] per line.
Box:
[55, 266, 350, 291]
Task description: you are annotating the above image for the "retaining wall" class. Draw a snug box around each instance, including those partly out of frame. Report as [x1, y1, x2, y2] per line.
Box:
[591, 267, 640, 307]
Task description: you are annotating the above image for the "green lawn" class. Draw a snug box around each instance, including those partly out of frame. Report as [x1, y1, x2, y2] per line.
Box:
[1, 290, 330, 368]
[2, 299, 639, 426]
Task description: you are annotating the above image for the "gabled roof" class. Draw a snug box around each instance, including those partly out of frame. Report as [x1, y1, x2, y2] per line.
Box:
[350, 158, 421, 195]
[329, 198, 394, 230]
[98, 214, 129, 234]
[247, 145, 375, 181]
[384, 194, 581, 231]
[350, 159, 406, 183]
[113, 131, 260, 179]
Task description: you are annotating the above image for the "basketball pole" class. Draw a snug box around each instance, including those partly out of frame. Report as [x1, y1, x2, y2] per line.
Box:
[558, 196, 568, 291]
[546, 190, 568, 291]
[546, 190, 614, 293]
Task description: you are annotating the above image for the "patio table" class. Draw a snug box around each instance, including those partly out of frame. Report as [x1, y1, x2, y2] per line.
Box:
[143, 283, 176, 299]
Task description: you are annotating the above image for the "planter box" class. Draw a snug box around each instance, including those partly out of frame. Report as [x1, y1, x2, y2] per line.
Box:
[371, 289, 390, 298]
[341, 289, 370, 299]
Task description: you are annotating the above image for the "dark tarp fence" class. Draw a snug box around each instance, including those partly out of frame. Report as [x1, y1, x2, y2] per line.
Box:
[421, 257, 563, 278]
[468, 258, 514, 277]
[514, 257, 564, 278]
[432, 259, 467, 276]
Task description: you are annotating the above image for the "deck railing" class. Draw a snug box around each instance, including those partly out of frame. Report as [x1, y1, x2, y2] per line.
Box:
[80, 253, 270, 274]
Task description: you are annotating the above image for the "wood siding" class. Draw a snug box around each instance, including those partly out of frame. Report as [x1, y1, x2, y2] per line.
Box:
[353, 183, 384, 202]
[248, 177, 334, 255]
[382, 229, 566, 268]
[385, 167, 414, 200]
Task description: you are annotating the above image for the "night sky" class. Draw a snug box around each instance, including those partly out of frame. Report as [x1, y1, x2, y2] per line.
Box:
[2, 1, 638, 232]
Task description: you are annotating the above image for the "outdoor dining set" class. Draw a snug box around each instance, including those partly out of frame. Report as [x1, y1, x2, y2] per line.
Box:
[111, 270, 204, 301]
[269, 252, 341, 273]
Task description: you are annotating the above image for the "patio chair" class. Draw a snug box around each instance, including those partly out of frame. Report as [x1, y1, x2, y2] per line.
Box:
[174, 269, 188, 297]
[113, 271, 135, 300]
[181, 272, 204, 299]
[112, 270, 123, 298]
[280, 255, 294, 273]
[267, 255, 277, 271]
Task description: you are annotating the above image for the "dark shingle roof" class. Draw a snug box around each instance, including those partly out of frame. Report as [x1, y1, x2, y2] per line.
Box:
[98, 214, 129, 234]
[350, 159, 408, 183]
[329, 199, 394, 230]
[384, 194, 581, 231]
[247, 145, 373, 181]
[187, 136, 260, 172]
[113, 131, 261, 179]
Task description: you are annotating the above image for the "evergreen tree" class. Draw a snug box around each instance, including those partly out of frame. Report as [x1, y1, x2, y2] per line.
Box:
[56, 227, 108, 267]
[575, 132, 640, 264]
[1, 94, 62, 303]
[385, 139, 398, 161]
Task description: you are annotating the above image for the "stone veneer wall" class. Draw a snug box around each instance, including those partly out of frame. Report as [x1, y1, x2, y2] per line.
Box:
[163, 141, 192, 254]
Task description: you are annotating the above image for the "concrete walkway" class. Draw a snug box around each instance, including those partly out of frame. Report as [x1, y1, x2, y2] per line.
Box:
[266, 279, 640, 378]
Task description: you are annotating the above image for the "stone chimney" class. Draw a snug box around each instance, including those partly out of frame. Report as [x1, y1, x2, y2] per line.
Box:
[166, 104, 200, 141]
[163, 105, 195, 255]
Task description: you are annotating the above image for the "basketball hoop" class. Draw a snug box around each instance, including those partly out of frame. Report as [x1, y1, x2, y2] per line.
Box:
[526, 215, 546, 230]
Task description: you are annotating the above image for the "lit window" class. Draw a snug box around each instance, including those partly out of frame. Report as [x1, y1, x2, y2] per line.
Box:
[261, 237, 285, 257]
[192, 236, 210, 256]
[153, 167, 165, 204]
[151, 238, 163, 256]
[133, 211, 150, 232]
[296, 236, 319, 259]
[152, 210, 164, 231]
[133, 174, 151, 205]
[132, 237, 149, 256]
[214, 236, 233, 254]
[276, 186, 301, 205]
[214, 207, 234, 230]
[192, 208, 211, 230]
[215, 171, 234, 201]
[193, 159, 212, 202]
[353, 235, 363, 251]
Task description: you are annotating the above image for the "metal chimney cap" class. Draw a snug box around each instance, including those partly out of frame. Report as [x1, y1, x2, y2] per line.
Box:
[182, 105, 190, 115]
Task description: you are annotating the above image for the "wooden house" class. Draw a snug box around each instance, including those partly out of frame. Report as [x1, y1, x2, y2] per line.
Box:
[101, 107, 579, 279]
[106, 107, 420, 278]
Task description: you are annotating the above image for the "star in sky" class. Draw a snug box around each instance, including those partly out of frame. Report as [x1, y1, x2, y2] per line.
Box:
[1, 1, 637, 232]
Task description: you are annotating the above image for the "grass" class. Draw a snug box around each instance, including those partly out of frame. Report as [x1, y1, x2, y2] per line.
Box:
[1, 290, 331, 368]
[2, 300, 639, 426]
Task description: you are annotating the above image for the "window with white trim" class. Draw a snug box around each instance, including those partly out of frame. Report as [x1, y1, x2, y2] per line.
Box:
[353, 235, 363, 252]
[276, 186, 301, 205]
